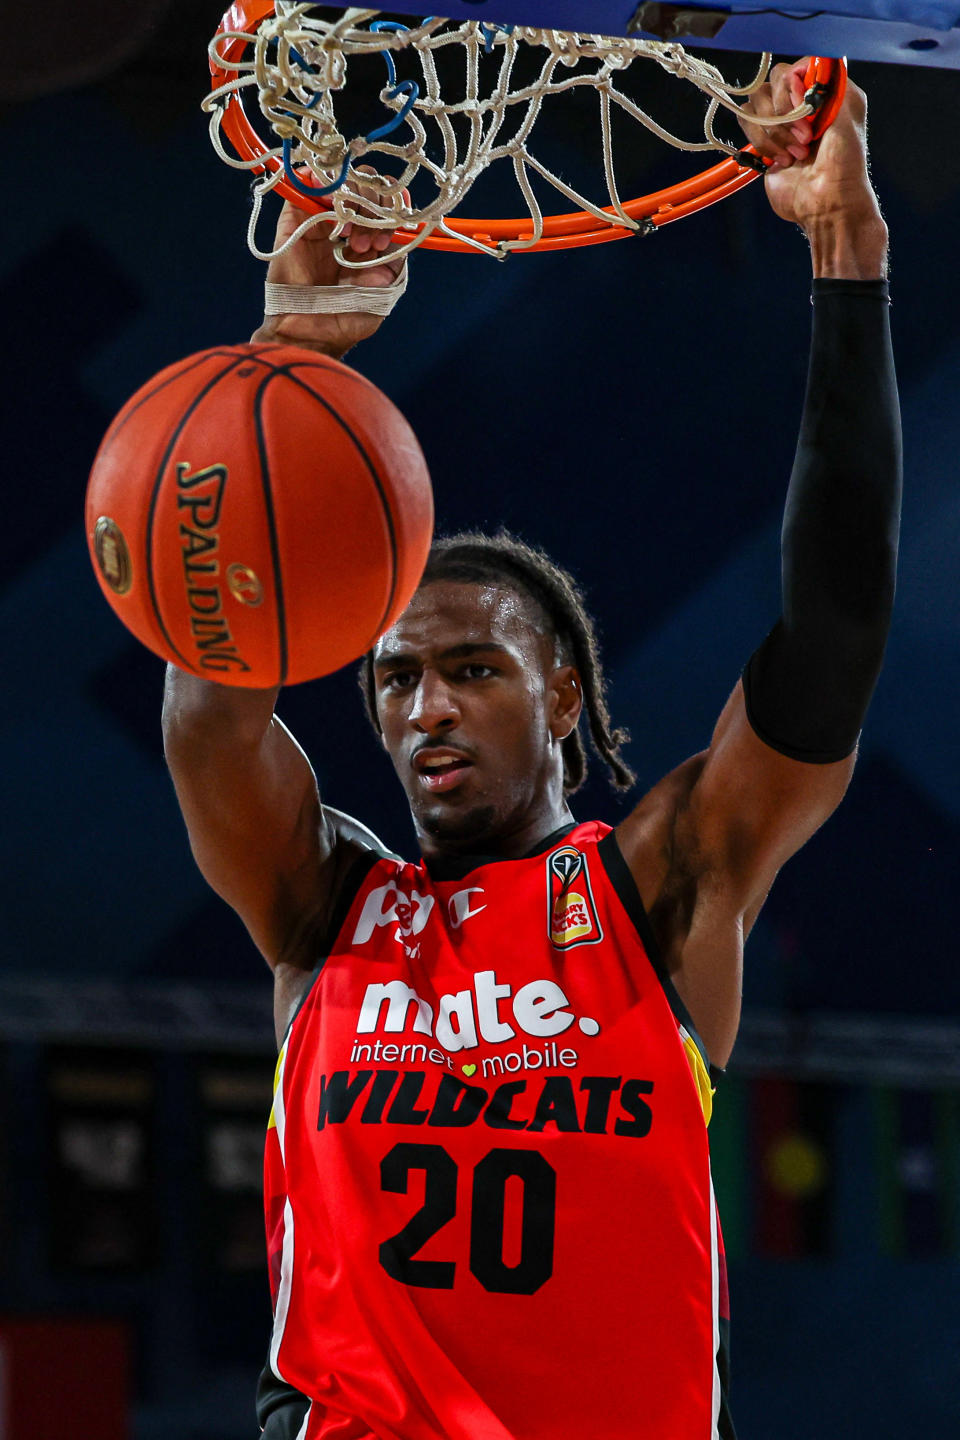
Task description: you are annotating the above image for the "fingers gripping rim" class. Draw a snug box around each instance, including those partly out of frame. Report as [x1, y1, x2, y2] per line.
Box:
[805, 55, 848, 142]
[711, 56, 848, 229]
[207, 6, 848, 253]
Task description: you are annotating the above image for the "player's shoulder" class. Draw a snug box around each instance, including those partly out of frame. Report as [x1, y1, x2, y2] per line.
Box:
[274, 807, 405, 1043]
[620, 753, 707, 831]
[614, 751, 709, 881]
[319, 804, 408, 930]
[324, 804, 403, 864]
[276, 806, 402, 975]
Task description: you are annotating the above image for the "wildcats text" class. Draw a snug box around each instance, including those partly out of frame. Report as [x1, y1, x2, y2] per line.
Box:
[317, 1068, 655, 1138]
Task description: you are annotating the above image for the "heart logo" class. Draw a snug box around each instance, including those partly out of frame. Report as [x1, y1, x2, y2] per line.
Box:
[462, 1064, 477, 1077]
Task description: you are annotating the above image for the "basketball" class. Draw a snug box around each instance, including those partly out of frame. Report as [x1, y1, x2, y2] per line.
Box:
[85, 343, 433, 687]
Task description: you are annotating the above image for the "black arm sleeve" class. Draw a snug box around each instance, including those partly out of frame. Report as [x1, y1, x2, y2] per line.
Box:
[742, 278, 902, 763]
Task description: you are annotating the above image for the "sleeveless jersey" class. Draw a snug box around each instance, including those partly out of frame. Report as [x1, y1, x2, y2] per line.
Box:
[261, 821, 734, 1440]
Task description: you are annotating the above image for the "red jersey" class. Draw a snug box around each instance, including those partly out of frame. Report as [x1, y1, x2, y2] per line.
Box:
[262, 821, 733, 1440]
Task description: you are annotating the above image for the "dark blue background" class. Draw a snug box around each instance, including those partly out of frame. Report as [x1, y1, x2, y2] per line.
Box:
[1, 3, 958, 1436]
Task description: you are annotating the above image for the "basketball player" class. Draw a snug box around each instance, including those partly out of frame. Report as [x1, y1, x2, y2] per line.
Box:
[163, 61, 899, 1440]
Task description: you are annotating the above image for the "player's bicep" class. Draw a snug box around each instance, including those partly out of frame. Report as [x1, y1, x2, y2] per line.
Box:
[689, 679, 855, 913]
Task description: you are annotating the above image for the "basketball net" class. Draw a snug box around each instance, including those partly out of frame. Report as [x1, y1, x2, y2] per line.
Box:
[205, 3, 845, 264]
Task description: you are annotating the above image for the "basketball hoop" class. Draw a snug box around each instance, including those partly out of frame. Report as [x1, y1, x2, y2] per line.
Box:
[204, 3, 846, 263]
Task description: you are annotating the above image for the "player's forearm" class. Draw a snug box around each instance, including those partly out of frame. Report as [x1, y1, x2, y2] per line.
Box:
[743, 281, 902, 762]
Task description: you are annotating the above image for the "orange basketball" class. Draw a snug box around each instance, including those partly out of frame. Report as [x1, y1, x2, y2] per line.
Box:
[85, 343, 433, 686]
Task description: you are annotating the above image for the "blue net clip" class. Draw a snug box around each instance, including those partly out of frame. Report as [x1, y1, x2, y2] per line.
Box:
[480, 23, 515, 53]
[278, 19, 422, 201]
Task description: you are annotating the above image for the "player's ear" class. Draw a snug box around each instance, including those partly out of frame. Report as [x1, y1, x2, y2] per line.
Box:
[549, 665, 582, 741]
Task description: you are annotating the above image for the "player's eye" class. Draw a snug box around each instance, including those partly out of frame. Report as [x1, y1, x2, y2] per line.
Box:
[381, 670, 416, 691]
[460, 663, 496, 680]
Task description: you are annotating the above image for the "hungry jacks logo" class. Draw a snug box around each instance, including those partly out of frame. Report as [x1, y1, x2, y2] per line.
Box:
[547, 846, 602, 949]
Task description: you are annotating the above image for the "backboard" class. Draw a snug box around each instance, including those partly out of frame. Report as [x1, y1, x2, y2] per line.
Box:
[371, 2, 960, 68]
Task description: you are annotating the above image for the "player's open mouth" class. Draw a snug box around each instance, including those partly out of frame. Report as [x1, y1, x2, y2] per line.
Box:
[413, 750, 474, 792]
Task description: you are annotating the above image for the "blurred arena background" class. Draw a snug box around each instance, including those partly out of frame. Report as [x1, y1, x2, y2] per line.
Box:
[0, 2, 958, 1435]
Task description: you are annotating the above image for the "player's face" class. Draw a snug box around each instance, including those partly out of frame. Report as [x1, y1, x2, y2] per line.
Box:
[373, 581, 577, 858]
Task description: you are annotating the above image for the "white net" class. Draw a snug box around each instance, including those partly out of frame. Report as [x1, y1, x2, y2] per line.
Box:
[204, 5, 817, 264]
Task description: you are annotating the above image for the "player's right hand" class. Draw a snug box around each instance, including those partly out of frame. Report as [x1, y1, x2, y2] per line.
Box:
[251, 166, 406, 359]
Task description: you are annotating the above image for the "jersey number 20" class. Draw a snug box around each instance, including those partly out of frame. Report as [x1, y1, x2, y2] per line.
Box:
[379, 1142, 556, 1296]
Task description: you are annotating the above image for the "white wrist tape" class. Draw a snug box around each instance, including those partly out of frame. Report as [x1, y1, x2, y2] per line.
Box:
[264, 260, 408, 318]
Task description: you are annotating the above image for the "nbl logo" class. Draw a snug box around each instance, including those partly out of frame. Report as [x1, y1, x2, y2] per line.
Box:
[547, 846, 603, 950]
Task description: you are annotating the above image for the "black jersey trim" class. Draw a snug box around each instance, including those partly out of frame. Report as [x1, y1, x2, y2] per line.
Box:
[717, 1315, 738, 1440]
[596, 830, 712, 1073]
[424, 821, 579, 882]
[256, 1359, 311, 1438]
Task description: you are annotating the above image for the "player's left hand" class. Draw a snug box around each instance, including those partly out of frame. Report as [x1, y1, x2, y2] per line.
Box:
[737, 60, 883, 237]
[250, 167, 406, 359]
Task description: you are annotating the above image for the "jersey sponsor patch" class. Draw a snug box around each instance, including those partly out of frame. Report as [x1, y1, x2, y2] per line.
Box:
[351, 881, 435, 960]
[547, 846, 603, 949]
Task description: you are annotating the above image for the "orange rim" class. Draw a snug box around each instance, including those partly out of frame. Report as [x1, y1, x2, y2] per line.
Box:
[209, 6, 848, 252]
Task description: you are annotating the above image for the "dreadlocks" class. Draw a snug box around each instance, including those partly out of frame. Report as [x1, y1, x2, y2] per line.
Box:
[359, 531, 635, 795]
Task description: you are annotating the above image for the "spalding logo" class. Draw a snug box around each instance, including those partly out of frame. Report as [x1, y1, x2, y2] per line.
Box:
[547, 846, 603, 949]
